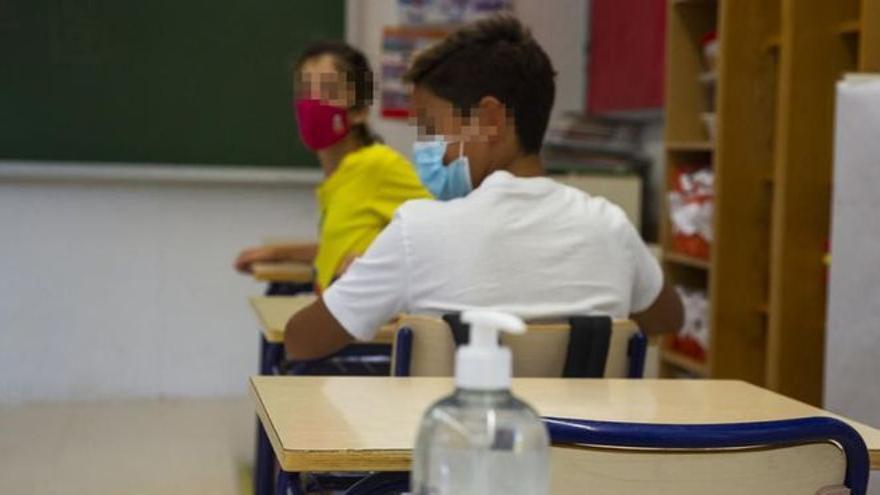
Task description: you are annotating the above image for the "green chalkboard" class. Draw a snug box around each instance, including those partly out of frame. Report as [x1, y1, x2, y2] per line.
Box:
[0, 0, 345, 167]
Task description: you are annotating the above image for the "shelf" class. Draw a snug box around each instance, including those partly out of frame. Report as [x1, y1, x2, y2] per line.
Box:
[666, 140, 715, 152]
[764, 35, 781, 52]
[836, 20, 861, 37]
[698, 71, 717, 84]
[664, 251, 711, 270]
[660, 348, 709, 377]
[543, 138, 646, 160]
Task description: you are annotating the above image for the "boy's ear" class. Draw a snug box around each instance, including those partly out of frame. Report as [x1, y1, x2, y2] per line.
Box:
[473, 96, 506, 142]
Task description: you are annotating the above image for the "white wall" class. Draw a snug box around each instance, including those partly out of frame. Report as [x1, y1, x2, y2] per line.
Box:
[514, 0, 587, 118]
[347, 0, 416, 157]
[0, 173, 318, 403]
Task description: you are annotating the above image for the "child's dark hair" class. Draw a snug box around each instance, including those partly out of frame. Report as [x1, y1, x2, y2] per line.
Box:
[404, 15, 556, 154]
[294, 40, 379, 145]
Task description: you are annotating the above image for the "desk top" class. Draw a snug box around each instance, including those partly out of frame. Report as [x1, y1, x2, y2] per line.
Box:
[251, 262, 314, 283]
[249, 295, 317, 343]
[250, 376, 880, 473]
[249, 296, 397, 345]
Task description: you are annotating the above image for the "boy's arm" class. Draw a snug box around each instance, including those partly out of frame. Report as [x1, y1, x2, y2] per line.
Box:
[631, 279, 684, 336]
[283, 219, 409, 360]
[284, 297, 353, 360]
[624, 221, 684, 336]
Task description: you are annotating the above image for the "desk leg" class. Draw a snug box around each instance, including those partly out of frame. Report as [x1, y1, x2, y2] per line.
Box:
[256, 281, 310, 495]
[255, 335, 285, 495]
[254, 421, 276, 495]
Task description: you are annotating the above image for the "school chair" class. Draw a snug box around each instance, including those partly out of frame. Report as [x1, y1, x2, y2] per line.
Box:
[332, 416, 870, 495]
[391, 313, 647, 378]
[544, 415, 870, 495]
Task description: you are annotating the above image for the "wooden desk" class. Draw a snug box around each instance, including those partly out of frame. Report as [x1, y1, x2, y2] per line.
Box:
[250, 376, 880, 473]
[249, 296, 397, 345]
[251, 262, 314, 284]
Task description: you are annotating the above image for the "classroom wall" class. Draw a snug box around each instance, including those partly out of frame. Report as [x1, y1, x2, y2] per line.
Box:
[0, 2, 667, 404]
[0, 1, 592, 405]
[0, 173, 318, 404]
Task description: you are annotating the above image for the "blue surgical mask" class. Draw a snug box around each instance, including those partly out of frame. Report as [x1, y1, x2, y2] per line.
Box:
[412, 139, 472, 200]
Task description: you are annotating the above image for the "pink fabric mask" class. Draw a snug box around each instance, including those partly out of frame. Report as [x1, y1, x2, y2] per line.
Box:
[294, 98, 350, 151]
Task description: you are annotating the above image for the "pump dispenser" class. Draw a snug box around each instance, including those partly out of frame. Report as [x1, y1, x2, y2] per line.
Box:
[455, 310, 525, 390]
[411, 310, 550, 495]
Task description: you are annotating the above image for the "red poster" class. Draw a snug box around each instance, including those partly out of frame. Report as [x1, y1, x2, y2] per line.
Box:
[588, 0, 666, 114]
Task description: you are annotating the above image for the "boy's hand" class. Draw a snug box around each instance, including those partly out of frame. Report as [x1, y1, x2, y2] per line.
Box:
[234, 246, 280, 273]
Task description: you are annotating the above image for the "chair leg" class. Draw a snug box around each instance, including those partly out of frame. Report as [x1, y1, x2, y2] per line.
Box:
[275, 471, 304, 495]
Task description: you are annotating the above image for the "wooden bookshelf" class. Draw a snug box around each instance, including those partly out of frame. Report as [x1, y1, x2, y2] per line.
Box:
[663, 252, 710, 270]
[863, 0, 880, 70]
[764, 35, 782, 52]
[836, 19, 861, 36]
[665, 140, 715, 152]
[660, 0, 879, 405]
[660, 348, 709, 377]
[671, 0, 717, 5]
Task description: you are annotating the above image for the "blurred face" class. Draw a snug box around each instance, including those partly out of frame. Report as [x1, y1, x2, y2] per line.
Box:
[294, 54, 367, 126]
[410, 85, 513, 188]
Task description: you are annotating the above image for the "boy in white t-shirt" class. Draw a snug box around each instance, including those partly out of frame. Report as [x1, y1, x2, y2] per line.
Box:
[284, 15, 683, 360]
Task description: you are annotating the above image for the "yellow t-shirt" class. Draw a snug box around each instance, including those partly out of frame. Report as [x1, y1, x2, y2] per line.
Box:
[314, 143, 432, 291]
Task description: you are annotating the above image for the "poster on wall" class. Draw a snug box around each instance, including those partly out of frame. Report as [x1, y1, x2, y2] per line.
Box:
[398, 0, 512, 26]
[380, 27, 450, 119]
[382, 0, 513, 119]
[588, 0, 666, 113]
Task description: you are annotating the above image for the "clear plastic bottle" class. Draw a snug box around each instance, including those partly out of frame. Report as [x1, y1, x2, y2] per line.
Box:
[411, 310, 550, 495]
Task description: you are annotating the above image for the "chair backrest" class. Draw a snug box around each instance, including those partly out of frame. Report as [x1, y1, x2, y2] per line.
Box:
[391, 315, 456, 377]
[544, 416, 869, 495]
[506, 319, 641, 378]
[391, 314, 645, 378]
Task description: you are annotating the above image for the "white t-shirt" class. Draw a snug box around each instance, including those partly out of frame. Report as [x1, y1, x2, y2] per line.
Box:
[324, 171, 663, 341]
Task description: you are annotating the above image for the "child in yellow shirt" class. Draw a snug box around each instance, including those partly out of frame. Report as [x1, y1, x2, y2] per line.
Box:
[234, 41, 431, 291]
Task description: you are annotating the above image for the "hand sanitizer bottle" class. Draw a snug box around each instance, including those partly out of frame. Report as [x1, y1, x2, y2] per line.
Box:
[411, 310, 550, 495]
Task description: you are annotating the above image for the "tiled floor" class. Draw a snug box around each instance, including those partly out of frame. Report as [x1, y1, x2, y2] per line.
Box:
[0, 397, 253, 495]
